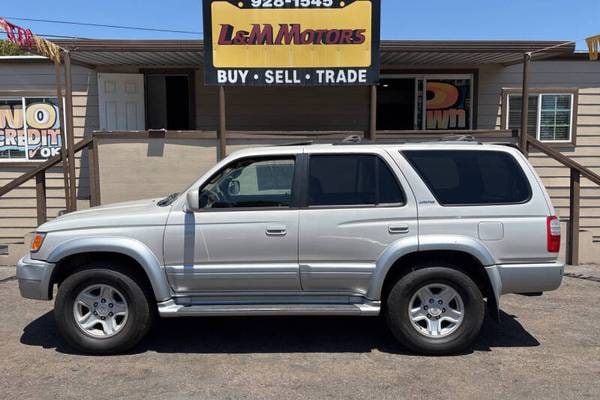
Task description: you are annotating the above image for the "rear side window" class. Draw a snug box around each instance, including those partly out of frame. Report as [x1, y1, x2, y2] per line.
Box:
[308, 154, 405, 206]
[403, 150, 531, 206]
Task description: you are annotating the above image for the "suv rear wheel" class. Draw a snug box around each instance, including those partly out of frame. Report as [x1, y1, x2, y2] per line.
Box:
[385, 266, 485, 355]
[54, 265, 153, 354]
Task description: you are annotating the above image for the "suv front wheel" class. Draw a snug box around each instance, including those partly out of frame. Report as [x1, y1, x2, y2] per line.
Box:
[54, 265, 153, 354]
[385, 266, 485, 355]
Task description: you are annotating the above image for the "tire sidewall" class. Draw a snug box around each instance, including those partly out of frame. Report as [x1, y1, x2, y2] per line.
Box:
[385, 267, 485, 355]
[55, 268, 152, 354]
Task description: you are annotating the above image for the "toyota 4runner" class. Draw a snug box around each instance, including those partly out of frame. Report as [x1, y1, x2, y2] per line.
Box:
[17, 141, 564, 355]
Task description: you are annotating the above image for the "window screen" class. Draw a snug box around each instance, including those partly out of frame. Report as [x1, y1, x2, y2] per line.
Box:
[403, 150, 531, 206]
[308, 155, 404, 206]
[539, 94, 572, 141]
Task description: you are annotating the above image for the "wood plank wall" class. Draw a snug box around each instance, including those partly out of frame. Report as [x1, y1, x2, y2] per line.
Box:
[0, 62, 98, 245]
[0, 59, 598, 261]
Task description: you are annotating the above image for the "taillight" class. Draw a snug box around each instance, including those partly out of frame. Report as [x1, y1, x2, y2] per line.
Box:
[547, 216, 561, 253]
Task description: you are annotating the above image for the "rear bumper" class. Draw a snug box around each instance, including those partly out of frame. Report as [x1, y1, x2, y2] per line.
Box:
[16, 256, 55, 300]
[485, 261, 564, 296]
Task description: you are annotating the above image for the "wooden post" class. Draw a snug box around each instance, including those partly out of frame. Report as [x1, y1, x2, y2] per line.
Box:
[520, 52, 531, 156]
[217, 86, 227, 161]
[54, 61, 71, 212]
[63, 51, 77, 211]
[567, 168, 580, 265]
[35, 171, 47, 226]
[87, 138, 101, 207]
[368, 84, 377, 142]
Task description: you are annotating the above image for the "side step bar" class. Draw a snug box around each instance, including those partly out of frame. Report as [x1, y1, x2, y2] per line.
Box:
[158, 299, 381, 317]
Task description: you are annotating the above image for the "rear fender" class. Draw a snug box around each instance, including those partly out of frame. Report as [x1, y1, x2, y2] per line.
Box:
[368, 234, 498, 302]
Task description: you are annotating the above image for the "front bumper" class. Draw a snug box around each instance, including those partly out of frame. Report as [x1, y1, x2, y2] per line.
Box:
[16, 256, 55, 300]
[485, 261, 564, 297]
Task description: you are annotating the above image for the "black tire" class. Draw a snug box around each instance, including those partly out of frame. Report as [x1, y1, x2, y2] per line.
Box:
[54, 265, 153, 355]
[385, 266, 485, 355]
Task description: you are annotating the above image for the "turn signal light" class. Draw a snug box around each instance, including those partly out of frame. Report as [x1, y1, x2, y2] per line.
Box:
[547, 216, 561, 253]
[30, 233, 46, 253]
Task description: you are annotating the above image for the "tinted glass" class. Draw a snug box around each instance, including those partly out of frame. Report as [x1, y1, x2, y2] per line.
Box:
[200, 158, 295, 208]
[403, 150, 531, 205]
[308, 155, 404, 206]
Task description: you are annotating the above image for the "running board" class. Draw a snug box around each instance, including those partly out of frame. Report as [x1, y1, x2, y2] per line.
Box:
[158, 299, 381, 317]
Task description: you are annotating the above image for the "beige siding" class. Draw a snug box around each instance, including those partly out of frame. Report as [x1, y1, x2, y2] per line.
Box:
[0, 62, 98, 247]
[1, 58, 600, 262]
[478, 61, 600, 261]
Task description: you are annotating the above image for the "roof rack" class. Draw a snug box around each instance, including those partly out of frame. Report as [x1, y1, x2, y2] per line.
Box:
[438, 135, 477, 142]
[275, 141, 314, 146]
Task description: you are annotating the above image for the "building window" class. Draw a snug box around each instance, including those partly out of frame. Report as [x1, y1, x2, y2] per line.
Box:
[377, 74, 473, 131]
[0, 97, 62, 162]
[145, 72, 193, 130]
[506, 93, 575, 143]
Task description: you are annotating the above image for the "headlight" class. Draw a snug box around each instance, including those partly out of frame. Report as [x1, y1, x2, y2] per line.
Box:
[30, 233, 46, 253]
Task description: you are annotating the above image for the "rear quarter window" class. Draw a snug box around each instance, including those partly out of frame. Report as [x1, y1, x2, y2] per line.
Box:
[402, 150, 532, 206]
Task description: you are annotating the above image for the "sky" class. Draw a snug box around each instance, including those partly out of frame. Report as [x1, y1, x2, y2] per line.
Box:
[1, 0, 598, 50]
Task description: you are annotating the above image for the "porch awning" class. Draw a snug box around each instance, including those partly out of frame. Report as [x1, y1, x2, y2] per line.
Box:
[52, 39, 576, 68]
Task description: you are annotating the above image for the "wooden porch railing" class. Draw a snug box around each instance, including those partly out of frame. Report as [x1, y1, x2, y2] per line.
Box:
[0, 136, 97, 226]
[0, 129, 597, 265]
[526, 135, 600, 265]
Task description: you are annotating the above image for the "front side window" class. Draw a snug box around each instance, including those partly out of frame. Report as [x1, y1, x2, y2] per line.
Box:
[199, 157, 295, 209]
[308, 154, 405, 206]
[507, 93, 574, 142]
[403, 150, 531, 206]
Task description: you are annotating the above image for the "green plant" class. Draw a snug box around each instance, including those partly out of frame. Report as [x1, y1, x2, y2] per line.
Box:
[0, 39, 30, 56]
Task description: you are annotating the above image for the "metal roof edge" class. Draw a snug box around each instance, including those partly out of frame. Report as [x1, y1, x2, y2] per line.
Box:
[50, 38, 575, 54]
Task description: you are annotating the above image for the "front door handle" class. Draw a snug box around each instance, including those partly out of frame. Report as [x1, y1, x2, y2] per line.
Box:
[266, 225, 287, 236]
[388, 225, 409, 234]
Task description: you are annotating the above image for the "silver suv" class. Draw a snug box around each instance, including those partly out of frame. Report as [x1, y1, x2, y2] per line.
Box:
[17, 142, 564, 355]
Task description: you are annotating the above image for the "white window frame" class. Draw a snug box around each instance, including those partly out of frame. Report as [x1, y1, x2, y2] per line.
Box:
[506, 93, 574, 144]
[380, 74, 474, 130]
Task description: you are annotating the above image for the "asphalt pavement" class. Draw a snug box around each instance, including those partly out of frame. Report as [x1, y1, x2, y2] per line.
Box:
[0, 265, 599, 400]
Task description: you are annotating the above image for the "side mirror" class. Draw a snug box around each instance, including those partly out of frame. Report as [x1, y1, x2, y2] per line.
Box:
[227, 180, 240, 196]
[185, 188, 200, 212]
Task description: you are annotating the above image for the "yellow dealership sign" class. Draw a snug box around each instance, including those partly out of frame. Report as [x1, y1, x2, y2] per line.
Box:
[203, 0, 381, 85]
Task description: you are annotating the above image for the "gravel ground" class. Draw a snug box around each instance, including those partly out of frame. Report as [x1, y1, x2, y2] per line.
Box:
[0, 267, 599, 400]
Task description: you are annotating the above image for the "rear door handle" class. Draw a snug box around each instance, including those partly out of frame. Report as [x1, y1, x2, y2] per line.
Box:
[266, 225, 287, 236]
[388, 225, 409, 234]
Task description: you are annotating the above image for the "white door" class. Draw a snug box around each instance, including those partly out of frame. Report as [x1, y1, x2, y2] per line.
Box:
[97, 73, 145, 130]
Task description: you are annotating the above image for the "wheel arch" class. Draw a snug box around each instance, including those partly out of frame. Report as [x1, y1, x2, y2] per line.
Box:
[47, 237, 171, 302]
[368, 236, 499, 319]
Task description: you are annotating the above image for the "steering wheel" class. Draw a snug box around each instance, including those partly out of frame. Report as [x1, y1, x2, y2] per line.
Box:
[199, 189, 220, 208]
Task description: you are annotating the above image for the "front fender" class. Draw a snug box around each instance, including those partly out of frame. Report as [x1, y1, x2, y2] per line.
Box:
[47, 237, 171, 302]
[367, 234, 497, 301]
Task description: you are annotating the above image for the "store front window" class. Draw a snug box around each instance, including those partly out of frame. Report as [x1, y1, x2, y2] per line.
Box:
[0, 97, 62, 162]
[377, 74, 473, 131]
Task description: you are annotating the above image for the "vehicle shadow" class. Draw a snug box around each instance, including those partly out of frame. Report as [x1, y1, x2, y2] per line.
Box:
[20, 309, 539, 356]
